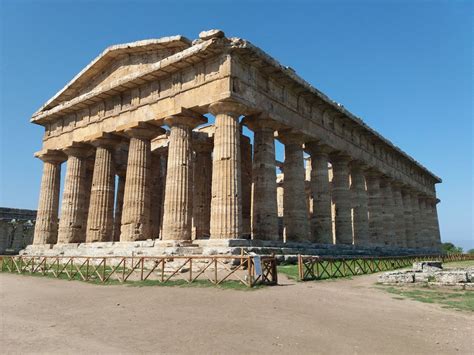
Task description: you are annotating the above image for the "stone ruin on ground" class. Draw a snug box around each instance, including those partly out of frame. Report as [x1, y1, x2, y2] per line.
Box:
[378, 261, 474, 290]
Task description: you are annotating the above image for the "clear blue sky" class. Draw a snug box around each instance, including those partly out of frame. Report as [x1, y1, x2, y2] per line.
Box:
[0, 0, 472, 249]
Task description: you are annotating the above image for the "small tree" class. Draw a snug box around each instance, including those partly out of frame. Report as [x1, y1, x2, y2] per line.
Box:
[467, 249, 474, 255]
[441, 242, 463, 255]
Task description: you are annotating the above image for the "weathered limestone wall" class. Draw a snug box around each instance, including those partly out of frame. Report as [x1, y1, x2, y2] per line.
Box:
[0, 208, 36, 254]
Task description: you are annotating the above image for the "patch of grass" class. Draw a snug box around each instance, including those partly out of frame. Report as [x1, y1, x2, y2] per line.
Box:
[379, 285, 474, 312]
[443, 260, 474, 268]
[277, 264, 299, 280]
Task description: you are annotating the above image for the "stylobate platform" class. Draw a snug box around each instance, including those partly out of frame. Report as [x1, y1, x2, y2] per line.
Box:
[21, 239, 441, 262]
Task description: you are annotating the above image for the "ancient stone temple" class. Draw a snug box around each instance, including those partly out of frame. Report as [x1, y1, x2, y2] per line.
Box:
[26, 30, 442, 257]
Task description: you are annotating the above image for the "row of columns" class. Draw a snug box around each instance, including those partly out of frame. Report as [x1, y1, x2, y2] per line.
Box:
[33, 100, 441, 249]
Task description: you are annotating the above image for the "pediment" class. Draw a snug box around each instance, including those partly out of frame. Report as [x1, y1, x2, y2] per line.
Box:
[36, 36, 191, 113]
[75, 49, 178, 97]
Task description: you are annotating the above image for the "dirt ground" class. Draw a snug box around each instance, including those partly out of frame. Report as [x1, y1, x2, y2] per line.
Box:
[1, 273, 472, 354]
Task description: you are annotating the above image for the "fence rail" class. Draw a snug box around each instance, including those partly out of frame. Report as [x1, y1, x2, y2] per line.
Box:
[0, 255, 278, 287]
[297, 254, 474, 281]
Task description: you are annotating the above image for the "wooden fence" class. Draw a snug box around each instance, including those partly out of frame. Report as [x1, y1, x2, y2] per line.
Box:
[297, 254, 473, 281]
[0, 255, 278, 288]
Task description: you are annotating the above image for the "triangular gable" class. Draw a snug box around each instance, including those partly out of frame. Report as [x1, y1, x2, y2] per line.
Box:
[35, 36, 191, 114]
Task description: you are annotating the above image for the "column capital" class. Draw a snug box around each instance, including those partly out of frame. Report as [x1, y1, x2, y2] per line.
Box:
[34, 149, 67, 164]
[209, 100, 247, 117]
[62, 142, 93, 158]
[276, 129, 305, 145]
[349, 159, 368, 171]
[364, 167, 383, 180]
[118, 122, 165, 140]
[242, 114, 281, 131]
[164, 110, 206, 128]
[329, 151, 352, 165]
[305, 141, 334, 156]
[86, 132, 122, 149]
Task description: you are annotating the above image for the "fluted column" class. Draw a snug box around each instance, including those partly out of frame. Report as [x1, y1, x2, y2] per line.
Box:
[365, 170, 384, 245]
[120, 123, 163, 241]
[58, 144, 91, 244]
[427, 198, 441, 248]
[330, 154, 353, 245]
[391, 182, 407, 247]
[192, 140, 212, 239]
[209, 101, 245, 239]
[306, 142, 332, 244]
[159, 149, 168, 237]
[380, 177, 395, 246]
[350, 161, 369, 245]
[82, 159, 94, 232]
[86, 135, 119, 243]
[240, 133, 252, 238]
[244, 116, 278, 240]
[149, 151, 163, 239]
[162, 114, 205, 240]
[33, 150, 66, 245]
[280, 132, 310, 242]
[401, 188, 415, 247]
[113, 169, 126, 241]
[418, 196, 431, 248]
[410, 193, 422, 248]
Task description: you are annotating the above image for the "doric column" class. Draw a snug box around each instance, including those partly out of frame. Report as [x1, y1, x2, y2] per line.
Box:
[245, 116, 278, 240]
[330, 153, 353, 245]
[162, 114, 205, 241]
[159, 148, 168, 238]
[350, 161, 369, 245]
[58, 143, 92, 244]
[380, 177, 395, 246]
[240, 133, 252, 238]
[86, 134, 120, 243]
[418, 196, 431, 248]
[365, 170, 384, 245]
[401, 187, 415, 248]
[33, 150, 66, 245]
[113, 168, 126, 241]
[391, 182, 407, 247]
[306, 142, 332, 244]
[410, 193, 422, 248]
[209, 100, 245, 239]
[427, 198, 441, 248]
[280, 132, 310, 242]
[192, 140, 213, 239]
[82, 159, 94, 232]
[120, 123, 163, 241]
[149, 151, 163, 239]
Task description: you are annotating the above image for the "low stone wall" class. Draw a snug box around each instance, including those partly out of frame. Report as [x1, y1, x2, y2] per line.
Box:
[378, 261, 474, 290]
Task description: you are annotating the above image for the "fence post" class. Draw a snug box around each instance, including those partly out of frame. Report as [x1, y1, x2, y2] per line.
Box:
[297, 254, 302, 281]
[247, 256, 253, 287]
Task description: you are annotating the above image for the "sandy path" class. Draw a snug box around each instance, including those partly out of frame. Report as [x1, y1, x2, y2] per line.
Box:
[1, 273, 472, 354]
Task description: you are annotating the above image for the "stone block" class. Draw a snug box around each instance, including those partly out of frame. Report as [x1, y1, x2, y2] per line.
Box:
[378, 271, 414, 284]
[433, 271, 468, 284]
[413, 272, 432, 283]
[466, 268, 474, 282]
[412, 261, 442, 272]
